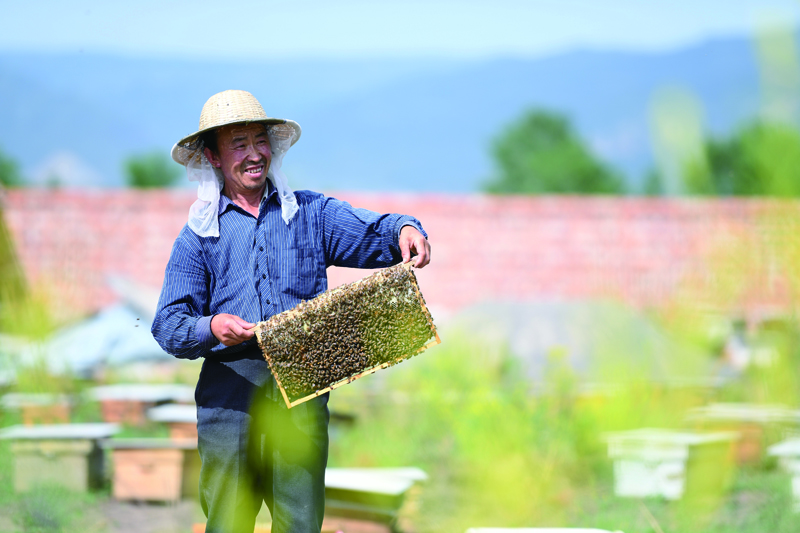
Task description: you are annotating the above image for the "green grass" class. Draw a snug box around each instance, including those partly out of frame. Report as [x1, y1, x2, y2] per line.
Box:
[0, 485, 108, 533]
[0, 323, 798, 532]
[327, 330, 800, 533]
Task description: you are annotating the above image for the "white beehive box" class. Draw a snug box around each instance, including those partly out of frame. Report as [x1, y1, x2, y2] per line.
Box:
[686, 403, 800, 464]
[87, 384, 194, 403]
[147, 403, 198, 440]
[605, 428, 738, 500]
[323, 467, 428, 525]
[767, 438, 800, 511]
[686, 403, 798, 424]
[87, 384, 195, 425]
[0, 423, 119, 492]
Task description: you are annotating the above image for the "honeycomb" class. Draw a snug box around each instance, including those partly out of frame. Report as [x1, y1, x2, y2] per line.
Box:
[253, 261, 439, 408]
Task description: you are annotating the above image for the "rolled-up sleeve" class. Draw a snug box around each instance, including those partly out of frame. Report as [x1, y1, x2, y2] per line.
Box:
[320, 196, 427, 268]
[151, 230, 218, 360]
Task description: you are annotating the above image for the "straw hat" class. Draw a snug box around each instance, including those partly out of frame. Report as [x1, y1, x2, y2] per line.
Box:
[171, 90, 302, 166]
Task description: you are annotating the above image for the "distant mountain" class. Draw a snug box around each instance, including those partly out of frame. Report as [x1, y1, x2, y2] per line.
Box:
[0, 37, 762, 192]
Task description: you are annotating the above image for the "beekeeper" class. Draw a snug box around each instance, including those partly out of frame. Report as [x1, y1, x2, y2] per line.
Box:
[152, 90, 430, 533]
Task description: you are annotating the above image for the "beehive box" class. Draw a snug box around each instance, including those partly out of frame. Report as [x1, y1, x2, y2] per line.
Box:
[87, 384, 194, 425]
[147, 404, 198, 440]
[686, 403, 799, 464]
[767, 438, 800, 511]
[605, 428, 738, 500]
[103, 438, 199, 502]
[253, 262, 440, 408]
[0, 423, 119, 492]
[1, 393, 72, 425]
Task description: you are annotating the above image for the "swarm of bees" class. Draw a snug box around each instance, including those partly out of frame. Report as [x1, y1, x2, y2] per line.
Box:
[254, 262, 439, 407]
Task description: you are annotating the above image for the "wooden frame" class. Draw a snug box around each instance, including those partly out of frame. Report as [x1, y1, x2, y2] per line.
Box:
[251, 262, 440, 409]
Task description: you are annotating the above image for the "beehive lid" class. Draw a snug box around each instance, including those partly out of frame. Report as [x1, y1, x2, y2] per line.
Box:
[102, 438, 197, 450]
[686, 403, 799, 424]
[325, 468, 415, 496]
[1, 393, 71, 408]
[605, 428, 739, 445]
[768, 438, 800, 457]
[605, 428, 739, 460]
[87, 384, 194, 402]
[326, 467, 428, 483]
[254, 261, 440, 409]
[147, 404, 197, 423]
[0, 423, 119, 440]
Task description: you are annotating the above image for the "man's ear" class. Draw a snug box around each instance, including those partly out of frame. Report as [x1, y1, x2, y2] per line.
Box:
[204, 146, 220, 168]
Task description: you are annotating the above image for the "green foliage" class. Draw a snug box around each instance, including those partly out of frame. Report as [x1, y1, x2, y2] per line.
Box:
[6, 486, 106, 533]
[484, 110, 626, 194]
[124, 151, 180, 188]
[326, 310, 800, 532]
[112, 422, 170, 439]
[0, 209, 55, 338]
[642, 169, 666, 196]
[0, 208, 55, 340]
[329, 335, 687, 531]
[0, 146, 22, 188]
[684, 122, 800, 196]
[0, 210, 26, 308]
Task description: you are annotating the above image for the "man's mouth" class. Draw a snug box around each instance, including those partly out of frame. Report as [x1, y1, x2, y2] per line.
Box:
[244, 165, 265, 177]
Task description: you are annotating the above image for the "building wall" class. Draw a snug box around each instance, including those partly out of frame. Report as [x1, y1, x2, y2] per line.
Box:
[4, 189, 799, 321]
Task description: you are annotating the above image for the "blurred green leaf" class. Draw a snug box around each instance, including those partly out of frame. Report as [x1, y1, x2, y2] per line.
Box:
[0, 146, 22, 188]
[685, 122, 800, 197]
[484, 109, 626, 195]
[124, 151, 180, 188]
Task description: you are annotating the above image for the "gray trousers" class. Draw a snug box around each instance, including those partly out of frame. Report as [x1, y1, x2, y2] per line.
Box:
[195, 356, 330, 533]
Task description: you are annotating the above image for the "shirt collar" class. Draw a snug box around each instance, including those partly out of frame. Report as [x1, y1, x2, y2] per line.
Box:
[218, 178, 279, 215]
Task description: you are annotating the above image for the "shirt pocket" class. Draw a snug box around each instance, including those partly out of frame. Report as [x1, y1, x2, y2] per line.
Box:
[283, 246, 323, 301]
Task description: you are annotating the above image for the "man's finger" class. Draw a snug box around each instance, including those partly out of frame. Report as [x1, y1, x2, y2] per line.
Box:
[400, 237, 411, 263]
[229, 320, 253, 339]
[229, 323, 245, 338]
[233, 316, 255, 329]
[414, 242, 426, 268]
[413, 239, 430, 268]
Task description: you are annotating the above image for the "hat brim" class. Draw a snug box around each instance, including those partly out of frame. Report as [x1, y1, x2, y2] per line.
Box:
[171, 118, 302, 166]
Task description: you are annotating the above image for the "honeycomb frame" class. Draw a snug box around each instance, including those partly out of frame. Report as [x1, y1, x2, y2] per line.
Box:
[252, 261, 440, 408]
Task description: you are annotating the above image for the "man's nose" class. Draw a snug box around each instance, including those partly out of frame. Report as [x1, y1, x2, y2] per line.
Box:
[244, 142, 261, 160]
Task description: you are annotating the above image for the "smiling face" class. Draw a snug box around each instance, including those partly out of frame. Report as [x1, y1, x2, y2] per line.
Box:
[204, 123, 272, 198]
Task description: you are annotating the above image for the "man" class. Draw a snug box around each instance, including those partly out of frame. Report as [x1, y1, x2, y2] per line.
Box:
[152, 90, 430, 533]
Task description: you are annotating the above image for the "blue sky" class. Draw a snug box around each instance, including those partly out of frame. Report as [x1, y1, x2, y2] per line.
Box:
[3, 0, 799, 59]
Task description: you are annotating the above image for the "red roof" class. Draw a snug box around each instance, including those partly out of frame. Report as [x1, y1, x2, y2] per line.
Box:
[4, 189, 798, 321]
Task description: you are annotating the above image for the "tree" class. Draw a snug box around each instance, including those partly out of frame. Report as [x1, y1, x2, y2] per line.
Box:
[124, 151, 180, 188]
[484, 110, 626, 194]
[684, 122, 800, 197]
[0, 146, 22, 187]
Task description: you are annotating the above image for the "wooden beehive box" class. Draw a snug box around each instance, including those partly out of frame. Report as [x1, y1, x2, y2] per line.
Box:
[253, 262, 440, 408]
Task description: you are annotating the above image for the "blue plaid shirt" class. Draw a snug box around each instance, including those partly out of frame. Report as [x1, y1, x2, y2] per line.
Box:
[152, 183, 426, 362]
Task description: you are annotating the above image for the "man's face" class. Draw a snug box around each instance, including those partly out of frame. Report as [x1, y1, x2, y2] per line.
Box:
[205, 123, 271, 195]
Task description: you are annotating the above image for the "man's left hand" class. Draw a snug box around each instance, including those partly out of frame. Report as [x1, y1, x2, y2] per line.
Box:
[399, 226, 431, 268]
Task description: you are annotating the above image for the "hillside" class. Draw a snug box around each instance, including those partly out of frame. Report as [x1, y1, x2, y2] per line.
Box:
[0, 36, 761, 191]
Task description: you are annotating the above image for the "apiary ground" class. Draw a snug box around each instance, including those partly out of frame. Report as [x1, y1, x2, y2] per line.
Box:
[65, 499, 393, 533]
[0, 493, 390, 533]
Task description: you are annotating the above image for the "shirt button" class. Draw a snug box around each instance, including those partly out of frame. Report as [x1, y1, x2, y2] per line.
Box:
[262, 274, 267, 280]
[266, 300, 271, 305]
[259, 246, 264, 251]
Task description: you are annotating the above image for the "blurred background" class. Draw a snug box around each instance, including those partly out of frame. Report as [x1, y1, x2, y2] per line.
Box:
[3, 1, 800, 532]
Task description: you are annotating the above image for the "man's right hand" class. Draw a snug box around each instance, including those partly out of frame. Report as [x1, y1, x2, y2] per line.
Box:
[210, 314, 255, 346]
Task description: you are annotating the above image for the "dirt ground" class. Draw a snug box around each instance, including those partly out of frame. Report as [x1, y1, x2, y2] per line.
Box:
[98, 500, 392, 533]
[100, 500, 205, 533]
